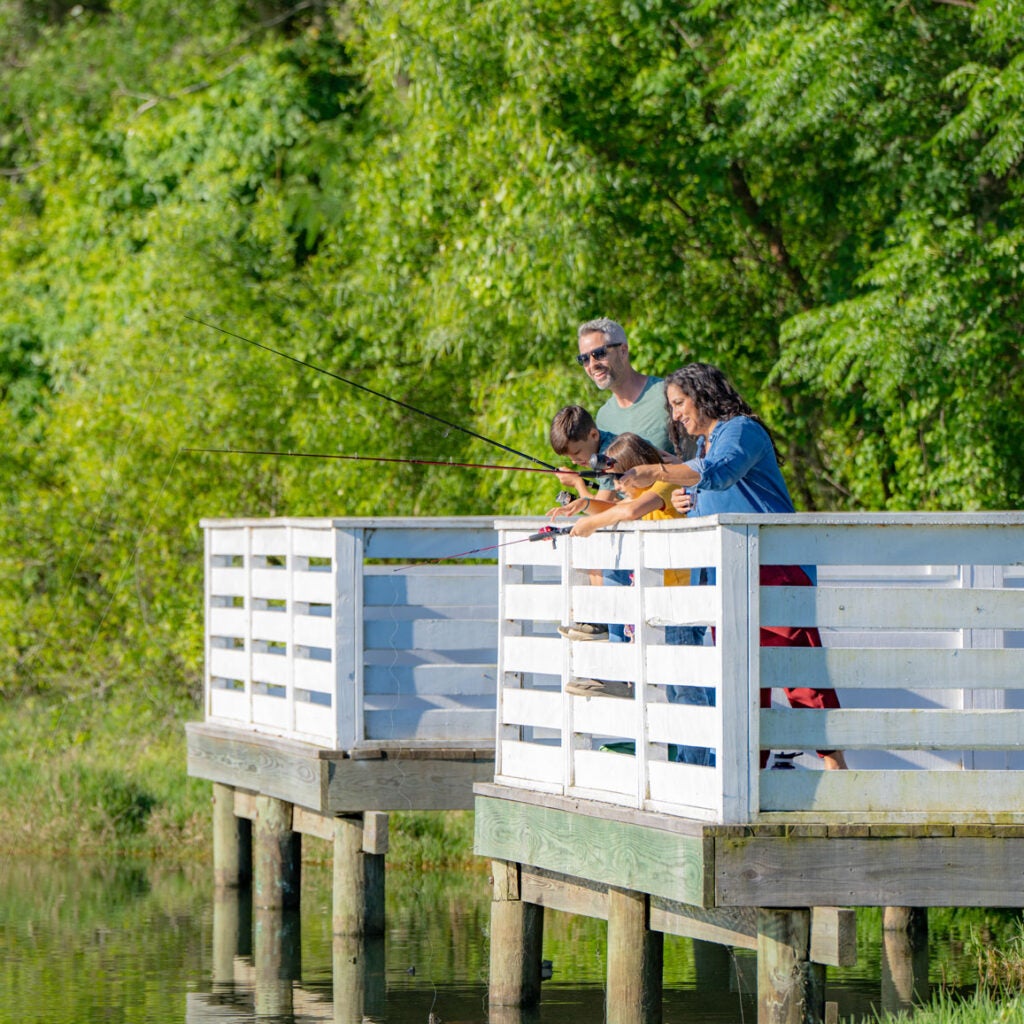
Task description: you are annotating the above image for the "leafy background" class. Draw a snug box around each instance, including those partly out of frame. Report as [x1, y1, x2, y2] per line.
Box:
[1, 0, 1023, 847]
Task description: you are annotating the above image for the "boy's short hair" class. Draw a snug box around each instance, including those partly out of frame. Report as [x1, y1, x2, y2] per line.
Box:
[550, 405, 598, 454]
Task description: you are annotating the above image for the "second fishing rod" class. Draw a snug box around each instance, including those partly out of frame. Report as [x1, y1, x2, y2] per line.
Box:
[185, 314, 593, 477]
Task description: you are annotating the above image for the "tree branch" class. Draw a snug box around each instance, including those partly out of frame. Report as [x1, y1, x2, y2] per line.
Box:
[727, 160, 814, 309]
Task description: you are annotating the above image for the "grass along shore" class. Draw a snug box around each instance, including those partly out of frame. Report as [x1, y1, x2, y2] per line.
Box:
[0, 691, 479, 869]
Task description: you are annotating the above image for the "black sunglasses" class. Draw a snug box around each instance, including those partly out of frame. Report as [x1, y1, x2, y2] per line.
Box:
[576, 342, 624, 366]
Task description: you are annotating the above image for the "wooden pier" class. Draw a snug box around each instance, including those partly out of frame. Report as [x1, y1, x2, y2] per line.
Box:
[186, 512, 1024, 1023]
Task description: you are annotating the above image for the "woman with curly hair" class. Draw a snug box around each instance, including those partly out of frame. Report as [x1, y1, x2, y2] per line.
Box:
[620, 362, 848, 771]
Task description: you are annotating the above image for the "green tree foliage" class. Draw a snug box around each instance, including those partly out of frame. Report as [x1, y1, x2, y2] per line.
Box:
[1, 0, 1023, 701]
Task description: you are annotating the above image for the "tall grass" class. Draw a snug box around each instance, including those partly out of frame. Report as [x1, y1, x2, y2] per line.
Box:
[0, 692, 478, 868]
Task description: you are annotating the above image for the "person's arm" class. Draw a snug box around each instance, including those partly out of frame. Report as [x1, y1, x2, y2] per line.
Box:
[689, 419, 769, 492]
[546, 495, 617, 519]
[554, 468, 594, 499]
[570, 490, 666, 537]
[618, 461, 700, 490]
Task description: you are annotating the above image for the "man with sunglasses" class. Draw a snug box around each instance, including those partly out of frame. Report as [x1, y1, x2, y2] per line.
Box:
[576, 318, 672, 453]
[575, 318, 675, 645]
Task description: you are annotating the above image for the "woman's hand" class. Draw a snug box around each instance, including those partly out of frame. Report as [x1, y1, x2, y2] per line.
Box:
[671, 488, 694, 515]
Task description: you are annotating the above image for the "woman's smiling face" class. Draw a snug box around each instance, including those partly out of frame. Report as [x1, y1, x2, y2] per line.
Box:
[666, 383, 713, 437]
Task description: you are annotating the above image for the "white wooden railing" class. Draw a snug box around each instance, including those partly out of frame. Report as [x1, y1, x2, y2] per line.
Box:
[202, 517, 501, 749]
[494, 513, 1024, 824]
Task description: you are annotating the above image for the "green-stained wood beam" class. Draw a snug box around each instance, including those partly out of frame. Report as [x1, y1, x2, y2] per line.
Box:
[474, 795, 714, 907]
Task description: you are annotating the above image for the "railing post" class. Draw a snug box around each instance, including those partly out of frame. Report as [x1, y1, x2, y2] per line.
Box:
[717, 523, 756, 822]
[333, 527, 363, 751]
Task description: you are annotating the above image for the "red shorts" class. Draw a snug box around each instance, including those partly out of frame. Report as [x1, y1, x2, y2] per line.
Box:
[759, 565, 840, 762]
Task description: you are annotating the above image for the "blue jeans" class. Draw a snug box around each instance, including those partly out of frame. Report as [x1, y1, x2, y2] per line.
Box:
[666, 625, 715, 766]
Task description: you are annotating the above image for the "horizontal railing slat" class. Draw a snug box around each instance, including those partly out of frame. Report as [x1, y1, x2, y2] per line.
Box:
[763, 586, 1024, 629]
[760, 708, 1024, 750]
[760, 768, 1024, 814]
[762, 647, 1024, 689]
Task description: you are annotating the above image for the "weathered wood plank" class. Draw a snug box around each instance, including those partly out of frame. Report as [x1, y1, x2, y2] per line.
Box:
[186, 721, 326, 811]
[474, 794, 714, 907]
[716, 835, 1024, 906]
[520, 867, 608, 919]
[325, 757, 493, 812]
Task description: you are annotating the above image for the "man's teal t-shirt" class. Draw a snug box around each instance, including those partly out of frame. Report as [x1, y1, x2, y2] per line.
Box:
[595, 376, 670, 452]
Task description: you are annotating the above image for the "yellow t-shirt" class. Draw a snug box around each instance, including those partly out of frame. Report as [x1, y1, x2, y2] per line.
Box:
[639, 481, 690, 587]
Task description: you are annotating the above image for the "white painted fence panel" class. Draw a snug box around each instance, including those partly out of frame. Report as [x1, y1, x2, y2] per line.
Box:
[202, 517, 505, 749]
[493, 512, 1024, 823]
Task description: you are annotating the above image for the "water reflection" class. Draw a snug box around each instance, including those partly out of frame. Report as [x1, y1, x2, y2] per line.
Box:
[0, 855, 1014, 1024]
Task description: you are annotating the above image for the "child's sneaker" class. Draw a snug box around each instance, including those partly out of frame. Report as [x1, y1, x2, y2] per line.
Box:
[557, 622, 609, 641]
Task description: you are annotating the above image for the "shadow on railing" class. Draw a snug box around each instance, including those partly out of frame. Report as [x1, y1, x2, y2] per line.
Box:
[494, 513, 1024, 824]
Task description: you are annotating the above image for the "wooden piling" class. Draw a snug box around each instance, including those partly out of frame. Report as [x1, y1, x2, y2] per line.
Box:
[333, 934, 386, 1022]
[606, 887, 663, 1024]
[213, 782, 251, 889]
[488, 860, 544, 1008]
[333, 813, 387, 936]
[253, 906, 301, 1017]
[881, 906, 929, 1014]
[757, 908, 826, 1024]
[254, 794, 301, 910]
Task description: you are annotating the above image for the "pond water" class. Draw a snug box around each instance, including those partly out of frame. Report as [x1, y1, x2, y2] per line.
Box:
[1, 854, 1015, 1023]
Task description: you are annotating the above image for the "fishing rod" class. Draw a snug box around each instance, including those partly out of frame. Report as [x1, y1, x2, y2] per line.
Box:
[182, 446, 609, 478]
[184, 314, 561, 472]
[391, 525, 572, 571]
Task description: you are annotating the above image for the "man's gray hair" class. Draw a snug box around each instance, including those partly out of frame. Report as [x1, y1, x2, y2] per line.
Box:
[577, 317, 627, 348]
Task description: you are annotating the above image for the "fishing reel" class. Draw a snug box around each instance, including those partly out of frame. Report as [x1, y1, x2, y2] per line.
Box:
[589, 452, 618, 473]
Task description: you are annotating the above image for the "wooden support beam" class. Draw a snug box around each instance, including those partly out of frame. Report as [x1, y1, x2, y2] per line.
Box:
[333, 814, 386, 936]
[213, 782, 251, 889]
[519, 866, 857, 968]
[881, 907, 929, 1015]
[254, 795, 301, 910]
[757, 908, 826, 1024]
[607, 887, 663, 1024]
[488, 861, 544, 1008]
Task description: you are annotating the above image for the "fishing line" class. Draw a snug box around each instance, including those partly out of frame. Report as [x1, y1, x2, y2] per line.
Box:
[182, 446, 607, 479]
[389, 525, 571, 571]
[183, 314, 561, 472]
